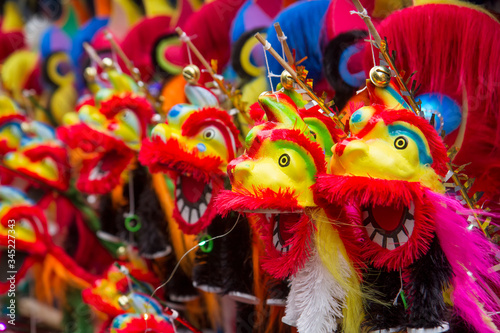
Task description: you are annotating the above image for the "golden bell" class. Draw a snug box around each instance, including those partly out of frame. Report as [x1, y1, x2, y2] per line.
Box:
[280, 70, 294, 90]
[116, 246, 128, 260]
[182, 64, 201, 84]
[83, 67, 97, 83]
[117, 295, 131, 310]
[102, 57, 115, 71]
[369, 66, 391, 88]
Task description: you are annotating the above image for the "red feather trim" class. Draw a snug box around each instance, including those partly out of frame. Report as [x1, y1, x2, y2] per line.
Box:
[82, 288, 126, 317]
[215, 188, 301, 216]
[58, 123, 135, 193]
[248, 102, 266, 123]
[181, 107, 241, 148]
[269, 128, 327, 174]
[244, 127, 327, 174]
[1, 205, 49, 253]
[76, 149, 134, 194]
[0, 114, 25, 127]
[139, 137, 224, 183]
[252, 213, 314, 279]
[21, 144, 70, 191]
[99, 93, 154, 138]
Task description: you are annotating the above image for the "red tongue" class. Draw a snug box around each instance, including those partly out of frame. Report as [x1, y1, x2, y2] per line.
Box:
[180, 175, 206, 203]
[278, 214, 301, 243]
[371, 205, 404, 233]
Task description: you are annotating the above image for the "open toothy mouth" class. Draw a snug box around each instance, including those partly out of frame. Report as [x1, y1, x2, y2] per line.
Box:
[263, 213, 302, 254]
[362, 202, 415, 250]
[88, 160, 110, 181]
[175, 174, 213, 225]
[78, 149, 134, 194]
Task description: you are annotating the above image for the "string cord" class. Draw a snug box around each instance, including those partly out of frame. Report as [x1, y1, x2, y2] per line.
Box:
[180, 32, 194, 65]
[144, 213, 242, 321]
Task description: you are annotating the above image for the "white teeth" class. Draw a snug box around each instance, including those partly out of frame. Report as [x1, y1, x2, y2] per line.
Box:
[176, 188, 181, 197]
[88, 162, 109, 181]
[398, 230, 408, 245]
[199, 202, 207, 216]
[89, 167, 99, 180]
[272, 218, 291, 254]
[181, 205, 190, 223]
[365, 222, 375, 237]
[405, 219, 415, 236]
[265, 214, 272, 222]
[409, 202, 415, 215]
[176, 198, 184, 211]
[372, 232, 384, 247]
[273, 226, 281, 252]
[190, 209, 199, 223]
[205, 191, 212, 203]
[386, 240, 396, 250]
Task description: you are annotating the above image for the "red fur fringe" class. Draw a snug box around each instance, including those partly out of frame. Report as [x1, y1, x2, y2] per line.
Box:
[22, 144, 70, 191]
[252, 213, 314, 279]
[76, 149, 135, 194]
[181, 107, 241, 148]
[99, 93, 154, 138]
[57, 123, 135, 193]
[215, 188, 301, 217]
[0, 114, 25, 126]
[139, 137, 224, 183]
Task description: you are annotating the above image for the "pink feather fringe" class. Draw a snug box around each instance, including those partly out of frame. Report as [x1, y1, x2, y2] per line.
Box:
[430, 190, 500, 332]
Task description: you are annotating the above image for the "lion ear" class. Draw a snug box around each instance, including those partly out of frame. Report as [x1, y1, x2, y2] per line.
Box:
[258, 91, 313, 138]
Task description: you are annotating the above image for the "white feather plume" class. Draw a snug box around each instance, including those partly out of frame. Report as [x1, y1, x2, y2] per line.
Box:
[283, 248, 350, 333]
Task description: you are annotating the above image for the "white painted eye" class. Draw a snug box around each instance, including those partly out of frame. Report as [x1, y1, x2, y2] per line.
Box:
[120, 109, 140, 135]
[202, 128, 216, 140]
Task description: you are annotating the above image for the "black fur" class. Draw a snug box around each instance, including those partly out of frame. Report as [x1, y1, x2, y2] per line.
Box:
[362, 267, 407, 330]
[116, 166, 171, 257]
[405, 236, 453, 329]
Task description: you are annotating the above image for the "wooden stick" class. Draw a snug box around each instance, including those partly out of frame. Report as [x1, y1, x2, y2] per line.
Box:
[83, 42, 103, 67]
[350, 0, 421, 115]
[351, 0, 382, 46]
[254, 33, 344, 131]
[105, 31, 141, 82]
[104, 31, 159, 109]
[175, 27, 229, 96]
[273, 23, 294, 66]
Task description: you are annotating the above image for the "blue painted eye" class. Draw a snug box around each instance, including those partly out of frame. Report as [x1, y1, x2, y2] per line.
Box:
[197, 143, 206, 152]
[168, 105, 182, 118]
[351, 110, 363, 124]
